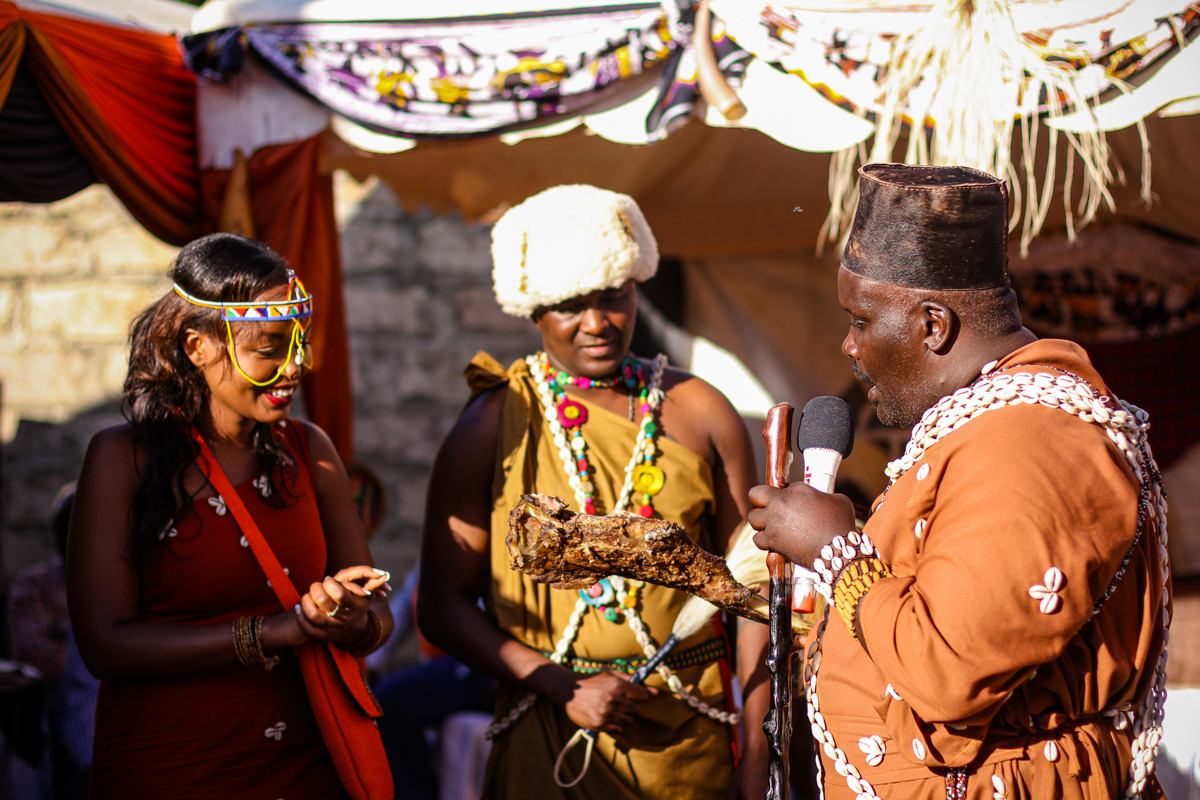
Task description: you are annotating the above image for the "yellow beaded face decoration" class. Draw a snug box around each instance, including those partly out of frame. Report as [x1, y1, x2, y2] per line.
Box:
[174, 271, 314, 387]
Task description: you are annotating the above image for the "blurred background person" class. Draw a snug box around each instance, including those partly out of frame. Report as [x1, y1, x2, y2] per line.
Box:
[369, 565, 494, 800]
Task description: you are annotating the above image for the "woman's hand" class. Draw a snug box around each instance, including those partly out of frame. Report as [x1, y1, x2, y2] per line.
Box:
[298, 566, 390, 646]
[260, 609, 309, 653]
[562, 671, 657, 734]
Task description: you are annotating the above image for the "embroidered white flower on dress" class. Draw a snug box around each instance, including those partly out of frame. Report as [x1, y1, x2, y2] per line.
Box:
[992, 774, 1008, 799]
[264, 722, 287, 741]
[253, 474, 271, 499]
[264, 655, 281, 671]
[158, 525, 177, 541]
[1028, 567, 1066, 614]
[208, 495, 228, 516]
[858, 735, 885, 767]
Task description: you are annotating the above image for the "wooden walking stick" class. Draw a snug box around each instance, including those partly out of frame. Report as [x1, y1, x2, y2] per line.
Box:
[761, 403, 795, 800]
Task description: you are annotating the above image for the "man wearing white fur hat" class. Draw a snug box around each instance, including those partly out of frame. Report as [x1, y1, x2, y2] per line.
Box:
[419, 185, 770, 799]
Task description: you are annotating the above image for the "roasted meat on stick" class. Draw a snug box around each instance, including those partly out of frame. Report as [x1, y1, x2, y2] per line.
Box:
[507, 493, 806, 631]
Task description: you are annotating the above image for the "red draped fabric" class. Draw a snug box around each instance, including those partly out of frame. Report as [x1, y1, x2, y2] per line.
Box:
[0, 0, 200, 243]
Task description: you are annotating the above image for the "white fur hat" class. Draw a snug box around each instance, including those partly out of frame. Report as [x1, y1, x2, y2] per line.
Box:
[491, 184, 659, 317]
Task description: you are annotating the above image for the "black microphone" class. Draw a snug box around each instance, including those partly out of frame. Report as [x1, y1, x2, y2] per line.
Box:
[792, 397, 856, 611]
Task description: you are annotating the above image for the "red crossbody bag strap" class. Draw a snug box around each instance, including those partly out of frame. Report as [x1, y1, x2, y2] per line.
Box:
[191, 428, 380, 718]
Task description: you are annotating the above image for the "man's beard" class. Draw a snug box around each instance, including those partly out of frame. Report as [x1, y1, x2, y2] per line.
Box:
[852, 361, 928, 428]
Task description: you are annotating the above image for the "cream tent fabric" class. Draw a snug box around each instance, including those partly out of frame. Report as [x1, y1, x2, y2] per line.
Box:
[321, 110, 1200, 256]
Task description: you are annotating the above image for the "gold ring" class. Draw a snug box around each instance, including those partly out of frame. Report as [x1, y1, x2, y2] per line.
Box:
[325, 606, 340, 618]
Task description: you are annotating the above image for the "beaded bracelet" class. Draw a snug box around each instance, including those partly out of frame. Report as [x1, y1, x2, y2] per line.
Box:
[811, 530, 879, 601]
[344, 610, 387, 657]
[832, 558, 893, 639]
[232, 616, 252, 665]
[232, 616, 269, 665]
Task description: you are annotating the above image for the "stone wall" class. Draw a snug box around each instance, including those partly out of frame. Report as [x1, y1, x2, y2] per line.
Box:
[0, 186, 176, 436]
[338, 176, 542, 580]
[0, 186, 176, 575]
[0, 176, 540, 594]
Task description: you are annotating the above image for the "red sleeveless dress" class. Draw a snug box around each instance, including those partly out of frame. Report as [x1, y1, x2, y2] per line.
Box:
[90, 421, 349, 799]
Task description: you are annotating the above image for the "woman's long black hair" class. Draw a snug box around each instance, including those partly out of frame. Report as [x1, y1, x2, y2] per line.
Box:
[124, 233, 299, 557]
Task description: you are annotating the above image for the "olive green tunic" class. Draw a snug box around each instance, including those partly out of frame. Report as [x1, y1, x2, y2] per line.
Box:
[466, 353, 734, 800]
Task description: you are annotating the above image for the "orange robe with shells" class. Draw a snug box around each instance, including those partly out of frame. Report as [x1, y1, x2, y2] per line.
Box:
[812, 339, 1169, 800]
[465, 353, 734, 800]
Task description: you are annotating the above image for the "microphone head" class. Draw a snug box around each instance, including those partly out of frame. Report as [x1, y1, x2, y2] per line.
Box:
[796, 396, 855, 458]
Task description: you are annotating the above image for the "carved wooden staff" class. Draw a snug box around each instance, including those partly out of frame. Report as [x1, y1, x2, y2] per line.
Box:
[761, 402, 795, 800]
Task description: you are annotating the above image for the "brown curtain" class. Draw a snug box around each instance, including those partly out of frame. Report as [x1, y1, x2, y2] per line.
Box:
[201, 134, 355, 461]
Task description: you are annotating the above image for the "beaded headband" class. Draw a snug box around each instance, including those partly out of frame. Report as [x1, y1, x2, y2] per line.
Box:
[172, 270, 313, 322]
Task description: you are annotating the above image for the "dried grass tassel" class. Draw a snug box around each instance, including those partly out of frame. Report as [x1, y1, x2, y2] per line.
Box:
[816, 0, 1147, 255]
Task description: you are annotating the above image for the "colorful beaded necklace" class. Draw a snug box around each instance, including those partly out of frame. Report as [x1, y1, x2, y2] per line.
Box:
[528, 352, 667, 519]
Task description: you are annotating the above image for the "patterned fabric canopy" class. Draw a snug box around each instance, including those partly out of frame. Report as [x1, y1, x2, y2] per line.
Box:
[184, 3, 751, 141]
[710, 0, 1200, 250]
[712, 1, 1199, 123]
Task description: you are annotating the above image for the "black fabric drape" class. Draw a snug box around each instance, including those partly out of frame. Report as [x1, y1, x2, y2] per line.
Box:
[0, 57, 93, 202]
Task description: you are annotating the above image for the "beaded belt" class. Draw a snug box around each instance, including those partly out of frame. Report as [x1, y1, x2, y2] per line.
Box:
[541, 636, 728, 675]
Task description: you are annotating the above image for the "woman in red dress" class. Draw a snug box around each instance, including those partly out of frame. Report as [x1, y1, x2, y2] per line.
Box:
[67, 234, 393, 798]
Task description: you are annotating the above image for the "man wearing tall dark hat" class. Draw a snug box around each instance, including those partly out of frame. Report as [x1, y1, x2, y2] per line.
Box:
[749, 164, 1171, 799]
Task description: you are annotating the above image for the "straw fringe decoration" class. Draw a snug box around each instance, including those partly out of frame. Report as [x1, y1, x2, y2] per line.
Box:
[813, 0, 1151, 257]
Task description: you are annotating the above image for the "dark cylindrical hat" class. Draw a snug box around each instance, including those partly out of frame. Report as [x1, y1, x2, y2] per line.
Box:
[842, 163, 1010, 290]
